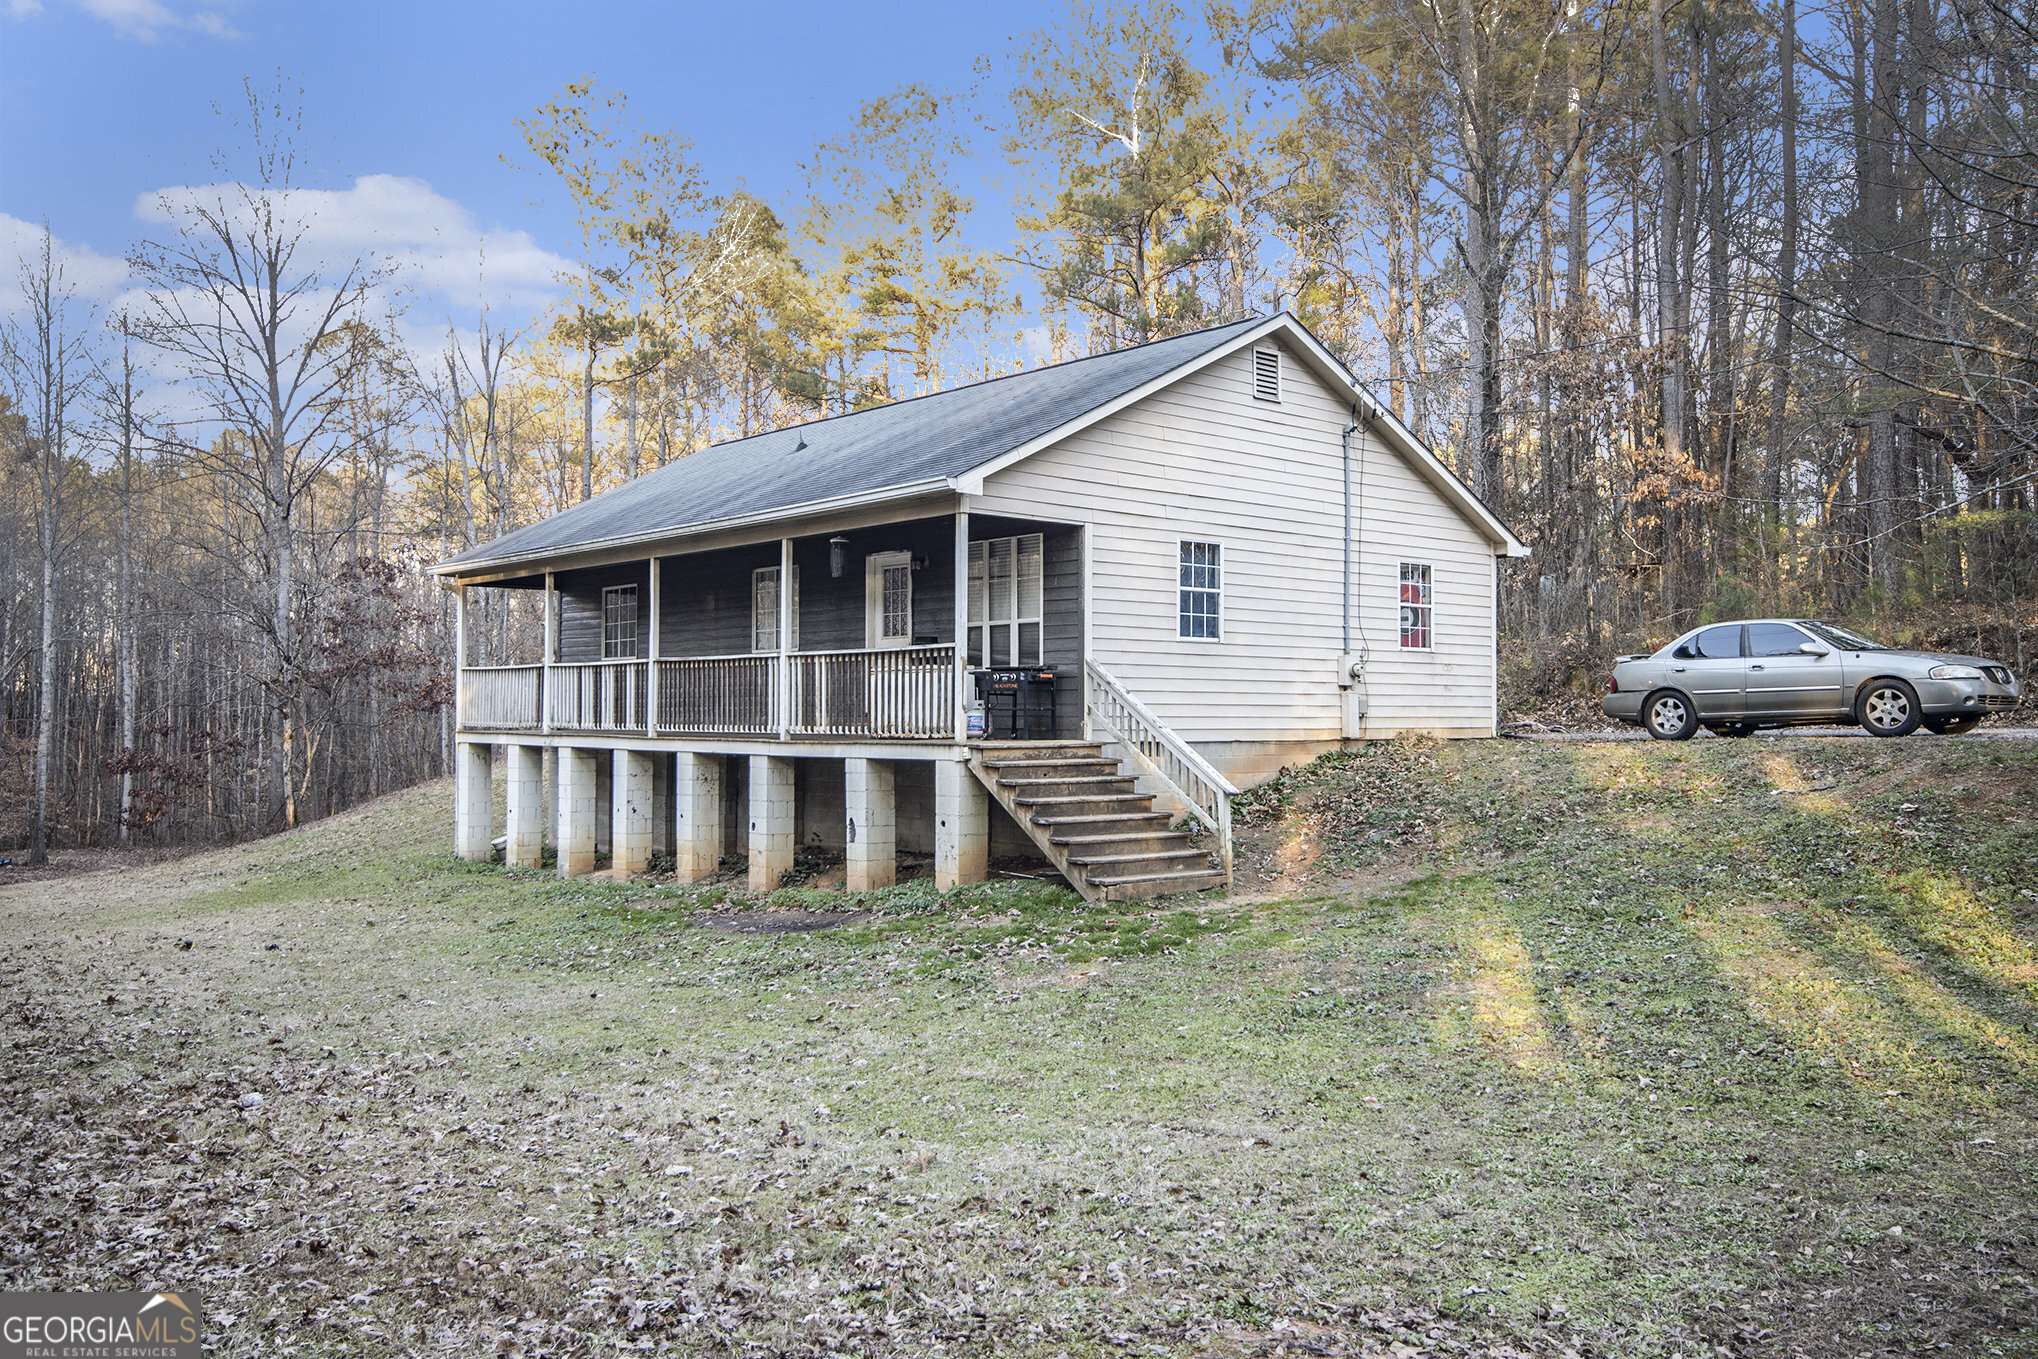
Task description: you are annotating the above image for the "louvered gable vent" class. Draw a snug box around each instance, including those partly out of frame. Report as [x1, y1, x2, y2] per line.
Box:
[1251, 346, 1281, 402]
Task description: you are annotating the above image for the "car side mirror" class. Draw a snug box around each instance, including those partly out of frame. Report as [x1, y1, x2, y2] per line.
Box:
[1799, 641, 1830, 656]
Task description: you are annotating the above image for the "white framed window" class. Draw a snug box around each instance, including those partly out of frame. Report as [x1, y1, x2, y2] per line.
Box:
[1178, 540, 1221, 639]
[751, 565, 799, 652]
[1398, 562, 1432, 649]
[967, 533, 1043, 666]
[865, 550, 914, 649]
[601, 584, 639, 659]
[1251, 346, 1282, 402]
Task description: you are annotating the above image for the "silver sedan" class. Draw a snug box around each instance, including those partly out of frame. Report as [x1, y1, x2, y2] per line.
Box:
[1601, 619, 2023, 740]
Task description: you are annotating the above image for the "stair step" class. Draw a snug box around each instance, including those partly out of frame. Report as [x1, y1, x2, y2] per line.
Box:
[1029, 811, 1173, 828]
[1090, 869, 1228, 900]
[1014, 793, 1153, 807]
[1064, 848, 1215, 868]
[978, 755, 1116, 770]
[997, 776, 1138, 794]
[1048, 829, 1197, 847]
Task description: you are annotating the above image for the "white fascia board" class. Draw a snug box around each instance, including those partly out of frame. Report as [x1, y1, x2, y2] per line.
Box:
[430, 477, 954, 580]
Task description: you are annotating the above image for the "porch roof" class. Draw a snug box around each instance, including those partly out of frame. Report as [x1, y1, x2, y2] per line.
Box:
[435, 317, 1266, 577]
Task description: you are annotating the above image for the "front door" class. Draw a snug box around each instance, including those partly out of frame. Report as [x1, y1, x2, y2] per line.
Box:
[1669, 623, 1746, 720]
[1743, 621, 1847, 719]
[865, 551, 914, 650]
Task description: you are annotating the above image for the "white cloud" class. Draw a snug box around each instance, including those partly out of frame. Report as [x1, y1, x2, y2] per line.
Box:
[4, 0, 241, 39]
[134, 174, 570, 313]
[0, 213, 131, 316]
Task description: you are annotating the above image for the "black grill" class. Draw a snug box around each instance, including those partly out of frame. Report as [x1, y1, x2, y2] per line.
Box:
[977, 668, 1059, 739]
[1984, 666, 2012, 685]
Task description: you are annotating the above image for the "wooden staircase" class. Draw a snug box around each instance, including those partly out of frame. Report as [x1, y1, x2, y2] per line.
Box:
[968, 741, 1227, 902]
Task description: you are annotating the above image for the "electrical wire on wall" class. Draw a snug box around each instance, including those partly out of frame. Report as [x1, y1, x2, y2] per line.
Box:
[1342, 402, 1373, 676]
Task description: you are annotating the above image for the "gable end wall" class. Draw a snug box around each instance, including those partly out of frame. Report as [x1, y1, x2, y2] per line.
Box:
[973, 336, 1499, 748]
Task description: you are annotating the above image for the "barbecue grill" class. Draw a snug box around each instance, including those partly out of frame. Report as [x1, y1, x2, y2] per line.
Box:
[976, 668, 1059, 740]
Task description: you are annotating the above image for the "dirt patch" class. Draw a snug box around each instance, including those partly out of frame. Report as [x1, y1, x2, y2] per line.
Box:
[0, 843, 193, 886]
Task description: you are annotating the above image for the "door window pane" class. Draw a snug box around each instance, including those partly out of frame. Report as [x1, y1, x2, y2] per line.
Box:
[1747, 623, 1813, 657]
[1692, 624, 1743, 659]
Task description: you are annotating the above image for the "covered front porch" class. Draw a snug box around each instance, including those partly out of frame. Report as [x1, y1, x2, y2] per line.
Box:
[452, 510, 1083, 745]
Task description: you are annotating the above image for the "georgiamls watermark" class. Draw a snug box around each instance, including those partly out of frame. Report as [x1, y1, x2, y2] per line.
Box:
[1, 1292, 202, 1359]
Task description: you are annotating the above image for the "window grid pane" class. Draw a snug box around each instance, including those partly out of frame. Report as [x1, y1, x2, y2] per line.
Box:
[602, 585, 638, 659]
[1178, 541, 1221, 639]
[752, 568, 778, 652]
[1398, 563, 1432, 649]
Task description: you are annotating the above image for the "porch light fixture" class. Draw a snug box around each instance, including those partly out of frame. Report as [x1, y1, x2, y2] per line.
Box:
[829, 535, 851, 578]
[910, 551, 929, 572]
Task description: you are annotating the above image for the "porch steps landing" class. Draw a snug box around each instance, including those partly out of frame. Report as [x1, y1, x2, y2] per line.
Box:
[968, 741, 1226, 903]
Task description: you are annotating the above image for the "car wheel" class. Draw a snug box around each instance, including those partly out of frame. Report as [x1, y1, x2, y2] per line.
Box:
[1857, 679, 1923, 737]
[1922, 715, 1980, 735]
[1644, 690, 1699, 741]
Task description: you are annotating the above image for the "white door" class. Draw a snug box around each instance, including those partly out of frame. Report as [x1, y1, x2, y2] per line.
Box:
[865, 551, 913, 650]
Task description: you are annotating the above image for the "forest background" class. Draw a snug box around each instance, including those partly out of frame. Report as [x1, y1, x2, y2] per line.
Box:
[3, 0, 2034, 858]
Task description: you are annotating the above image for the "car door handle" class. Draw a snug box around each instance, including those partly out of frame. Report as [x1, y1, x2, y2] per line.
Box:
[1672, 666, 1687, 673]
[1750, 664, 1765, 671]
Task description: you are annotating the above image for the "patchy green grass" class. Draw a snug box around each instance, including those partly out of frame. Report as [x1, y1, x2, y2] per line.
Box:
[2, 738, 2035, 1357]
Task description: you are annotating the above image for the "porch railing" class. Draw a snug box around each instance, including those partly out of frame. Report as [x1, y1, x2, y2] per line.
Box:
[458, 664, 543, 731]
[456, 650, 960, 741]
[548, 660, 650, 733]
[658, 654, 779, 736]
[789, 645, 956, 738]
[1084, 658, 1238, 886]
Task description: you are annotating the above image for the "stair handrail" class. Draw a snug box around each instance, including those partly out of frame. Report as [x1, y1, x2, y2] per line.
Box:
[1083, 659, 1237, 885]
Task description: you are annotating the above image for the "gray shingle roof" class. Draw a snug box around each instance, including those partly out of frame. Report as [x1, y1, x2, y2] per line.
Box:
[437, 316, 1266, 573]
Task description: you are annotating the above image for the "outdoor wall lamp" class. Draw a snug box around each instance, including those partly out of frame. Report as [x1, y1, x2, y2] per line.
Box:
[829, 536, 851, 578]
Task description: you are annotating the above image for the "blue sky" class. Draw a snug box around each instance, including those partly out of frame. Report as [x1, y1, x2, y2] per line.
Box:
[0, 0, 1042, 323]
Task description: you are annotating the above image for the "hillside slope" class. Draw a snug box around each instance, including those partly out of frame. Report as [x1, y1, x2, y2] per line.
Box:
[2, 737, 2034, 1358]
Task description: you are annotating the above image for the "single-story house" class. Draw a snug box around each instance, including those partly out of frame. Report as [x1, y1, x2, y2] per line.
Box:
[433, 313, 1528, 901]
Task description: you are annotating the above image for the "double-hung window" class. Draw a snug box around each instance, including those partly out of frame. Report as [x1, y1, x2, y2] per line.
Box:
[1178, 541, 1221, 639]
[967, 533, 1043, 666]
[1398, 563, 1432, 649]
[601, 584, 639, 659]
[751, 565, 799, 652]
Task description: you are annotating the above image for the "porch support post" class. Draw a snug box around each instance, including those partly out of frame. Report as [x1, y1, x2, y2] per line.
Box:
[612, 749, 655, 879]
[557, 746, 598, 878]
[748, 754, 796, 892]
[844, 757, 895, 891]
[673, 751, 723, 882]
[541, 571, 556, 735]
[505, 744, 545, 868]
[776, 537, 792, 741]
[953, 505, 969, 741]
[646, 557, 661, 735]
[454, 584, 468, 730]
[454, 740, 492, 860]
[934, 757, 988, 889]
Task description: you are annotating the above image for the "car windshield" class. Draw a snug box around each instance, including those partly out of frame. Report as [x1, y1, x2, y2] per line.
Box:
[1799, 620, 1887, 651]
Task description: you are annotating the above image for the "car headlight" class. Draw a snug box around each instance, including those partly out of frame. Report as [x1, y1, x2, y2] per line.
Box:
[1929, 664, 1984, 680]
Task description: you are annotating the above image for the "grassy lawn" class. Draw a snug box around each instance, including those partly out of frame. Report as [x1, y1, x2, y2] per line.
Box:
[2, 736, 2035, 1356]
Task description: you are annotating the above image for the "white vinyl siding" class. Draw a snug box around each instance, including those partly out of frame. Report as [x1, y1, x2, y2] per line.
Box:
[973, 336, 1499, 742]
[751, 565, 799, 652]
